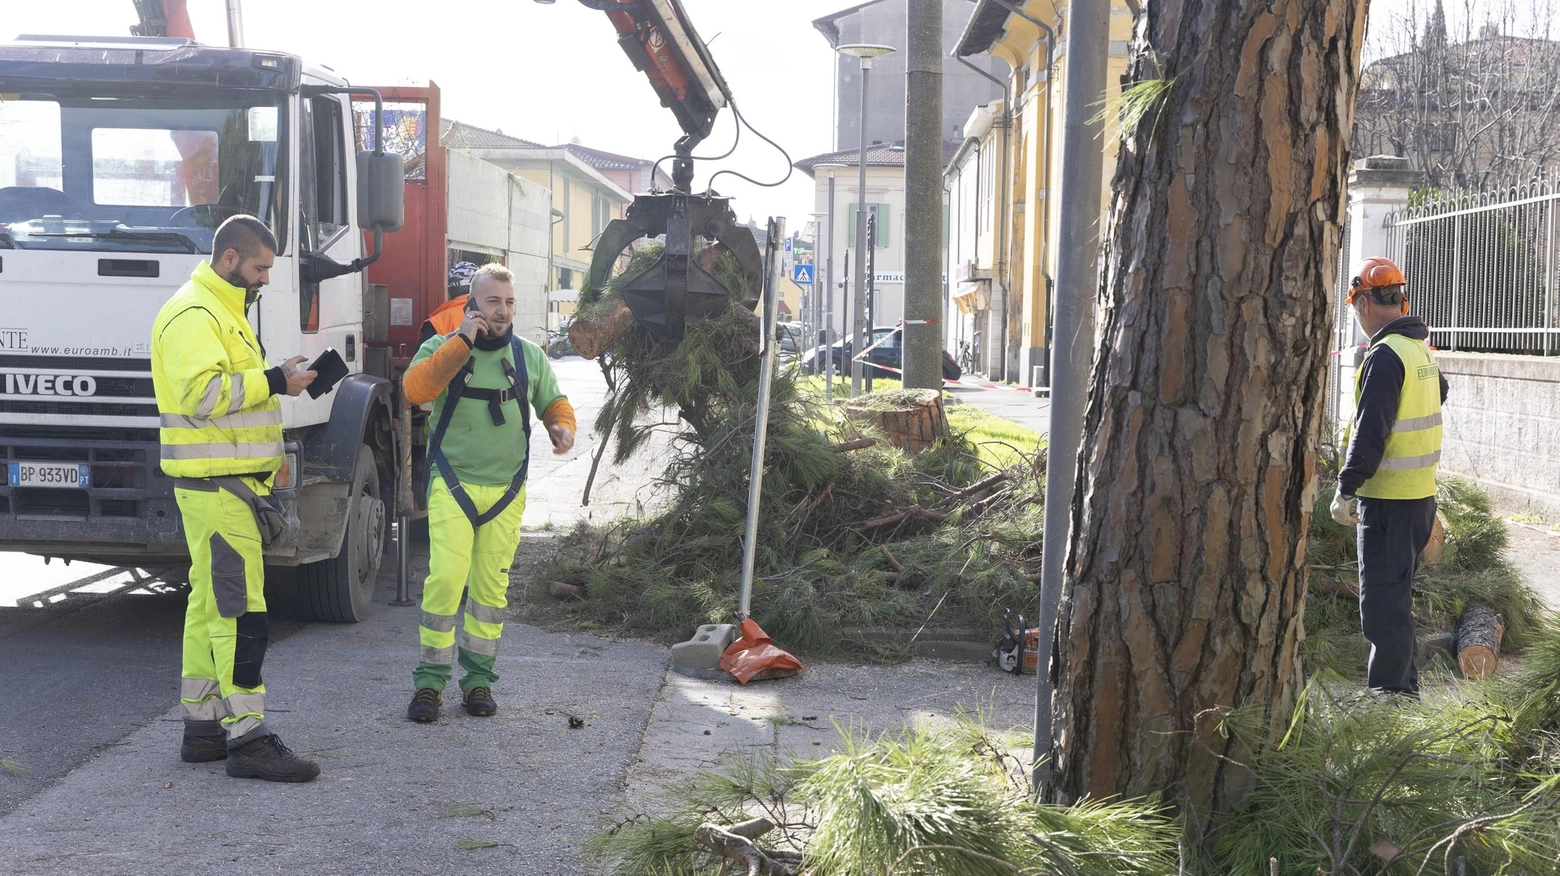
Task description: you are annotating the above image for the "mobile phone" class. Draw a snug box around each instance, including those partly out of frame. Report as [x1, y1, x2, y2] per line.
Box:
[466, 294, 478, 313]
[304, 347, 349, 399]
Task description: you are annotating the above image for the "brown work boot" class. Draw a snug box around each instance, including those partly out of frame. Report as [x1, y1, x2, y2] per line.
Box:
[407, 688, 442, 723]
[225, 734, 320, 783]
[462, 686, 497, 717]
[179, 719, 227, 763]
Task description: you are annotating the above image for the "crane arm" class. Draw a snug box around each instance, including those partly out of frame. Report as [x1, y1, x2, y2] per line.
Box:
[130, 0, 195, 38]
[580, 0, 733, 191]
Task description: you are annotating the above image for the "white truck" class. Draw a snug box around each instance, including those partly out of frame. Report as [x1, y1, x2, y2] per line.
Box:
[0, 33, 410, 621]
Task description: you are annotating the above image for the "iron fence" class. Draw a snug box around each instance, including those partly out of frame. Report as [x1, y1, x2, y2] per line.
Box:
[1383, 177, 1560, 355]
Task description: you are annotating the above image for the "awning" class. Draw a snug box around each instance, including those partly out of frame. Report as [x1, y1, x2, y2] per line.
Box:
[951, 280, 989, 313]
[549, 288, 580, 302]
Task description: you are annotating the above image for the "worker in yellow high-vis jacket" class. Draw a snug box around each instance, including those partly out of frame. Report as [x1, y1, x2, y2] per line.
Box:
[401, 263, 575, 723]
[1332, 256, 1449, 698]
[151, 215, 321, 782]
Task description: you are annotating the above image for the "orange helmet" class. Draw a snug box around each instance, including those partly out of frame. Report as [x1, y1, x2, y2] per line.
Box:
[1346, 256, 1409, 312]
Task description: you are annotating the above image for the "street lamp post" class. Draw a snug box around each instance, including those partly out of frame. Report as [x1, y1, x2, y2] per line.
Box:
[813, 162, 849, 400]
[808, 211, 828, 383]
[837, 43, 895, 397]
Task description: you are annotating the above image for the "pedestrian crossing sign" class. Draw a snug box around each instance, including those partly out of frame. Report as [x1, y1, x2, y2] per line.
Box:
[792, 264, 814, 285]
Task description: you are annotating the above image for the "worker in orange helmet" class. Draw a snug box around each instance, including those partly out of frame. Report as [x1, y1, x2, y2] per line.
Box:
[1332, 256, 1449, 697]
[420, 261, 481, 343]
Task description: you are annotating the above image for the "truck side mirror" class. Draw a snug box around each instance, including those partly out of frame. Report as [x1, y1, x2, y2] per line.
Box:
[357, 151, 405, 233]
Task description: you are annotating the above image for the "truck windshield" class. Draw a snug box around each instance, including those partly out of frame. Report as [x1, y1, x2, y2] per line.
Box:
[0, 92, 287, 254]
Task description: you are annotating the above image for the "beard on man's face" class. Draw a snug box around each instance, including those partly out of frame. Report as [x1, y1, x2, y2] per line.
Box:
[221, 266, 261, 294]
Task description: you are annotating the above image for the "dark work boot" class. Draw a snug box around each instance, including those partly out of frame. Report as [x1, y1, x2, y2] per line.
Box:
[225, 734, 320, 783]
[407, 688, 442, 723]
[180, 719, 227, 763]
[462, 686, 497, 717]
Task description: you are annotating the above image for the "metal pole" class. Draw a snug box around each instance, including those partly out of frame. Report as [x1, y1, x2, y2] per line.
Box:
[225, 0, 245, 48]
[738, 217, 787, 618]
[853, 60, 872, 397]
[827, 171, 838, 400]
[904, 0, 944, 389]
[1033, 0, 1109, 791]
[1451, 215, 1462, 352]
[391, 393, 415, 607]
[1546, 198, 1555, 356]
[866, 213, 877, 392]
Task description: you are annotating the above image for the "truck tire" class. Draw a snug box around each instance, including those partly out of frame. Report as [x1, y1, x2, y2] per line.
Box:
[297, 447, 386, 623]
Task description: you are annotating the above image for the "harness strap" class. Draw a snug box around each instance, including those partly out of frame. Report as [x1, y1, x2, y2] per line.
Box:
[425, 334, 532, 528]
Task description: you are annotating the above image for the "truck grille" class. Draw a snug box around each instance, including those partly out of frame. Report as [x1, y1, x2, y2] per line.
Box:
[0, 357, 158, 429]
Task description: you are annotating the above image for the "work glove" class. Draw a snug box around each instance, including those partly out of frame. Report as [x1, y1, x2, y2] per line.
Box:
[1330, 490, 1360, 527]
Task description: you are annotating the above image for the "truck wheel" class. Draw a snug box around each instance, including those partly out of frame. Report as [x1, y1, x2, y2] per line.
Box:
[297, 447, 386, 623]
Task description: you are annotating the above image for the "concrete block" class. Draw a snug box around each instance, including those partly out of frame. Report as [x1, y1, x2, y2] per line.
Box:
[671, 623, 737, 671]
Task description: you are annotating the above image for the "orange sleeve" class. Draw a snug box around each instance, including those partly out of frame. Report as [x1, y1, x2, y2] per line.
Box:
[402, 336, 472, 405]
[541, 398, 576, 435]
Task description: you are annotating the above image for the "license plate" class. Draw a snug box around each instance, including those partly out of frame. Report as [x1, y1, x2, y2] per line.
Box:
[8, 461, 91, 489]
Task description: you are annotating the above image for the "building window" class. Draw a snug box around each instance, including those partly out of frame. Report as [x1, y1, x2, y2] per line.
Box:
[847, 203, 891, 248]
[978, 146, 994, 235]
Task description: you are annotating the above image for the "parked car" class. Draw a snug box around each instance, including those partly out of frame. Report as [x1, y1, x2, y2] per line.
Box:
[778, 321, 804, 354]
[800, 327, 962, 381]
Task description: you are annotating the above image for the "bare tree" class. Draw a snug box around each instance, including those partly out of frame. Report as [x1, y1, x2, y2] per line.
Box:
[1039, 0, 1368, 833]
[1355, 0, 1560, 189]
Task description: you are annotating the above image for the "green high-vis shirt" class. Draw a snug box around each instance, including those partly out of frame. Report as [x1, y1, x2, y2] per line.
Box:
[412, 333, 566, 488]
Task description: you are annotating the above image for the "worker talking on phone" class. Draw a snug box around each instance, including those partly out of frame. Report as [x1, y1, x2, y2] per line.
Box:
[399, 263, 575, 722]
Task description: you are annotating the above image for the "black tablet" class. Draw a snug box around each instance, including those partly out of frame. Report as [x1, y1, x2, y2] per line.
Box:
[304, 347, 349, 399]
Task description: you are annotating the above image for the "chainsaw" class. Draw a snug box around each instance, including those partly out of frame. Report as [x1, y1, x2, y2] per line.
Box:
[994, 609, 1040, 675]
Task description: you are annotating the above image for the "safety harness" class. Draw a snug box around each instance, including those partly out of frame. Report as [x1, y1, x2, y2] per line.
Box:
[426, 333, 532, 527]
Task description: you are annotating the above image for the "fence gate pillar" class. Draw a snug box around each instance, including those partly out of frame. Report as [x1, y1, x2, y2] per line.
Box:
[1334, 156, 1420, 430]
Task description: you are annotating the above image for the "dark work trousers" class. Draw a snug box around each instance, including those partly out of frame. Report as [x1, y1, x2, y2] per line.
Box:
[1356, 495, 1438, 694]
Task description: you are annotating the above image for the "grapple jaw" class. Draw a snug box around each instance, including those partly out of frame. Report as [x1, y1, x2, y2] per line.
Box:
[584, 192, 763, 341]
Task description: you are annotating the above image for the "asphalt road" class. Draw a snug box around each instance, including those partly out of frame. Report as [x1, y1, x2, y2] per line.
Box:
[0, 561, 314, 816]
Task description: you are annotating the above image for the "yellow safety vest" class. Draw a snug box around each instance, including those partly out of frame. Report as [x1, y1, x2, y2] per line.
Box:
[1354, 333, 1442, 500]
[150, 261, 284, 482]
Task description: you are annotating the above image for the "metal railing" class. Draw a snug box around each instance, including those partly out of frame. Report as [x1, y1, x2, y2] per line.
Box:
[1383, 176, 1560, 355]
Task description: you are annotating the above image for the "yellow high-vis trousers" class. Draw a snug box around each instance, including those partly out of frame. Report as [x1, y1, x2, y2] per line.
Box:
[414, 477, 525, 692]
[174, 478, 270, 742]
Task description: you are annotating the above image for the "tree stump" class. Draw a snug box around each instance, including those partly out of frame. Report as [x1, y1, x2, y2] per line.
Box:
[1456, 602, 1505, 678]
[844, 389, 950, 453]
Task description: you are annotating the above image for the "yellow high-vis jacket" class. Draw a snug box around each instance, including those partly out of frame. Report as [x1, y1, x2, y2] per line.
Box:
[151, 261, 283, 483]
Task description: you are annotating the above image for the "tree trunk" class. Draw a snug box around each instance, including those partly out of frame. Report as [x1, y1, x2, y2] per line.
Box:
[1042, 0, 1368, 827]
[568, 300, 636, 360]
[1456, 602, 1504, 678]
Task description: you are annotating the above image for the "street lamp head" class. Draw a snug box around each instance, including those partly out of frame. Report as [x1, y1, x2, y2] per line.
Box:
[837, 43, 895, 68]
[812, 161, 849, 179]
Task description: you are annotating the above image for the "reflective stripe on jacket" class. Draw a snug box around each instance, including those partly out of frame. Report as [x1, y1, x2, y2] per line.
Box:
[151, 261, 283, 481]
[1354, 333, 1442, 499]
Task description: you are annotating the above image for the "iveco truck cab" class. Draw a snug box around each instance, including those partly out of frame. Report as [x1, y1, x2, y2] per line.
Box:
[0, 34, 406, 621]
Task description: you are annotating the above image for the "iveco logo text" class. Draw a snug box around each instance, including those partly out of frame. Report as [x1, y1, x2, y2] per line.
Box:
[3, 373, 98, 396]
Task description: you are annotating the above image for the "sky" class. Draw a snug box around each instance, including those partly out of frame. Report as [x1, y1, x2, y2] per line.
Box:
[4, 0, 1544, 230]
[3, 0, 846, 230]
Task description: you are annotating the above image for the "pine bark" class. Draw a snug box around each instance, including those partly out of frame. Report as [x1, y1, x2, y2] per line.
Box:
[1042, 0, 1368, 822]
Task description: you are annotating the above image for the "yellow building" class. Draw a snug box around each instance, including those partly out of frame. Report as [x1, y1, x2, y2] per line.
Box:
[951, 0, 1135, 384]
[443, 121, 634, 327]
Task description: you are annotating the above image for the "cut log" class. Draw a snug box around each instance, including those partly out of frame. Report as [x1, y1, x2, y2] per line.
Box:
[843, 389, 950, 453]
[1457, 602, 1505, 678]
[568, 299, 636, 360]
[1420, 513, 1446, 565]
